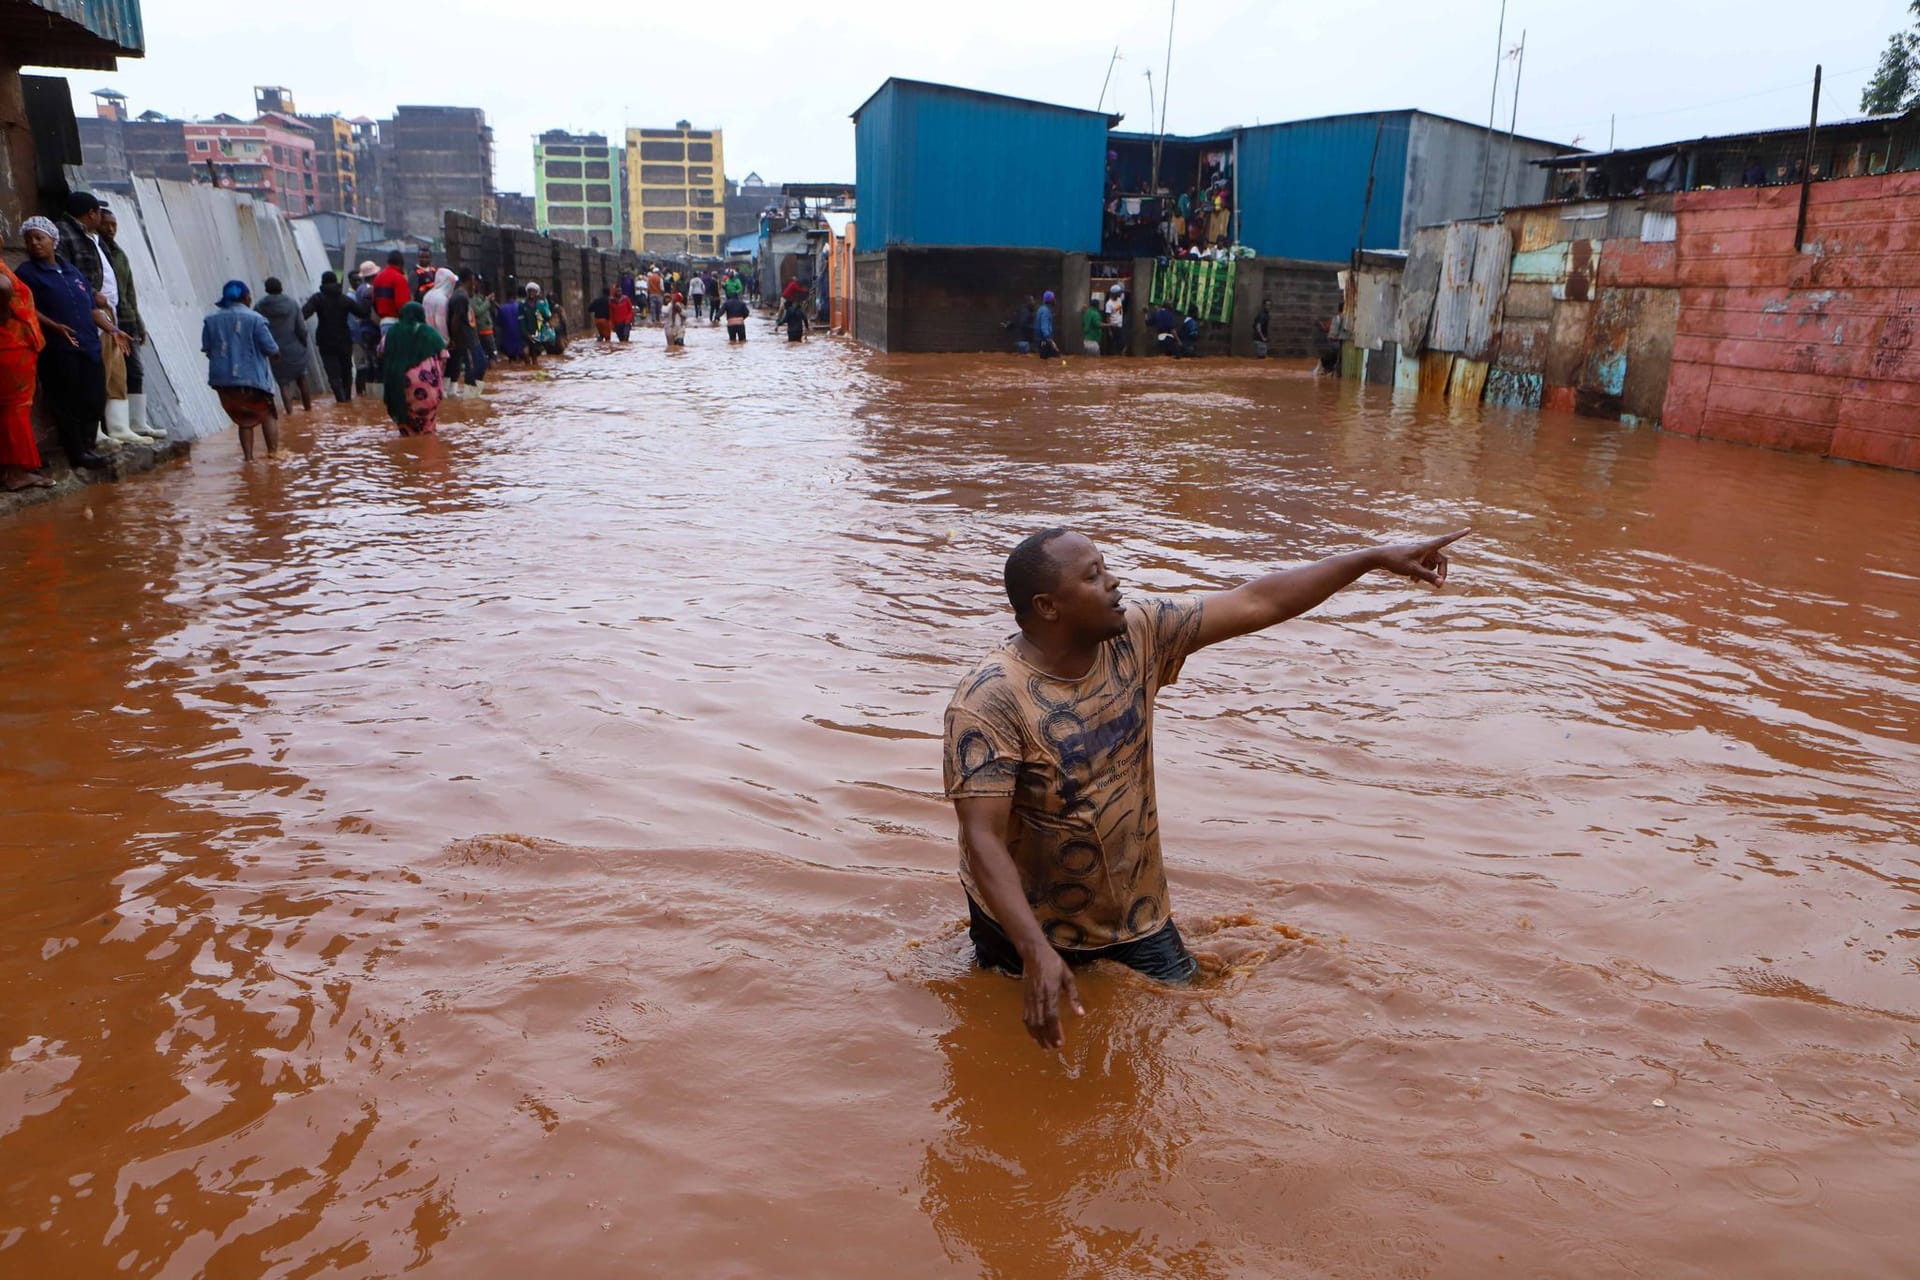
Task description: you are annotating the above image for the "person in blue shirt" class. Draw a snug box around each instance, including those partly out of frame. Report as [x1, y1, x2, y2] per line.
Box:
[201, 280, 281, 462]
[1034, 290, 1059, 359]
[1148, 301, 1179, 356]
[1178, 309, 1201, 358]
[14, 216, 109, 470]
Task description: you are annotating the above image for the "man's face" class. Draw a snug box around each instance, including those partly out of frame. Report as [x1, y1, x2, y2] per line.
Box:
[1037, 533, 1127, 641]
[78, 208, 102, 232]
[100, 213, 118, 238]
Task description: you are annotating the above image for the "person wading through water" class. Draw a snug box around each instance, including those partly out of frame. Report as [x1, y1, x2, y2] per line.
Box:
[943, 526, 1470, 1050]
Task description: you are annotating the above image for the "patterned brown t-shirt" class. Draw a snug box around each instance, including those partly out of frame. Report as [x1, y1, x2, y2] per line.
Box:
[943, 594, 1205, 949]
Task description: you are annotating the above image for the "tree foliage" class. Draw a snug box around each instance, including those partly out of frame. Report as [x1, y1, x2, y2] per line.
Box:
[1862, 4, 1920, 114]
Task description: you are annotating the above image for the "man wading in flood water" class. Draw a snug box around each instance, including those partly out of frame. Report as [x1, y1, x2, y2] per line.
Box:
[944, 527, 1468, 1050]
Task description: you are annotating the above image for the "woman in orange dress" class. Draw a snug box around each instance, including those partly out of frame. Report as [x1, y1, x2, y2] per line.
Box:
[0, 255, 52, 490]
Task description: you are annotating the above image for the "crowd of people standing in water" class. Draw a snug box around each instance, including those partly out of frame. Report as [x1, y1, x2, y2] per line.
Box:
[4, 188, 822, 483]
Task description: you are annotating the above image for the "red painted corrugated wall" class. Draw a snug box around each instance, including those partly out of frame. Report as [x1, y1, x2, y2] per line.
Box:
[1664, 173, 1920, 470]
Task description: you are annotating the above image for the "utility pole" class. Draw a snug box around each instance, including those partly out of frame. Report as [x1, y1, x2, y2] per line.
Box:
[1478, 0, 1508, 216]
[1794, 65, 1822, 250]
[1495, 31, 1527, 211]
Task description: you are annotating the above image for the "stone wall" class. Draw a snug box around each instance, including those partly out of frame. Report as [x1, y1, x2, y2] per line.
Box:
[444, 211, 631, 343]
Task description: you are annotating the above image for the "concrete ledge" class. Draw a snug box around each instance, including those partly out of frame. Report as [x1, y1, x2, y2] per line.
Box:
[0, 439, 192, 520]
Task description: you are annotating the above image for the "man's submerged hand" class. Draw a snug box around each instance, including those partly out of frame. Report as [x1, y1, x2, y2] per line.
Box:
[1022, 947, 1084, 1052]
[1374, 528, 1471, 587]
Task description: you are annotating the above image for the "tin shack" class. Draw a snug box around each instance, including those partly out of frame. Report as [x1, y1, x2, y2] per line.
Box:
[852, 78, 1117, 352]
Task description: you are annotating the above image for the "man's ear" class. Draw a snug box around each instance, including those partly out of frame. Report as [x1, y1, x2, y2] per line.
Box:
[1031, 592, 1059, 622]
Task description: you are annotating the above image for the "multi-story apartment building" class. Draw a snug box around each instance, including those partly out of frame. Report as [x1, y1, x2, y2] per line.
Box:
[533, 130, 623, 248]
[182, 112, 319, 212]
[624, 121, 725, 258]
[379, 105, 494, 243]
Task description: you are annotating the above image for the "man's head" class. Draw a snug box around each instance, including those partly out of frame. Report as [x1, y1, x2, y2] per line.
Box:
[321, 270, 339, 287]
[458, 268, 474, 286]
[1004, 529, 1126, 641]
[359, 260, 379, 281]
[264, 277, 283, 295]
[65, 190, 102, 231]
[387, 250, 404, 267]
[99, 206, 119, 238]
[418, 247, 433, 264]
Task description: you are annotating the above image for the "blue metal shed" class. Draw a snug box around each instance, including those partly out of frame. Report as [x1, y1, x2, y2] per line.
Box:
[1235, 111, 1414, 263]
[853, 79, 1116, 253]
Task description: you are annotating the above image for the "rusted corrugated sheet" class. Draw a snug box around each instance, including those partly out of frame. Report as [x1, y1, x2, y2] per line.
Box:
[1350, 267, 1401, 352]
[1392, 227, 1446, 353]
[1428, 222, 1510, 360]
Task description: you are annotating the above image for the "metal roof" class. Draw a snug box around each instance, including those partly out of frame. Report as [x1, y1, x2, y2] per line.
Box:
[9, 0, 145, 69]
[1538, 110, 1916, 165]
[851, 77, 1123, 127]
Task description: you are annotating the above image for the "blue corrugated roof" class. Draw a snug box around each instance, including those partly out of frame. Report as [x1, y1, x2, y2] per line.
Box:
[1236, 111, 1413, 262]
[18, 0, 145, 59]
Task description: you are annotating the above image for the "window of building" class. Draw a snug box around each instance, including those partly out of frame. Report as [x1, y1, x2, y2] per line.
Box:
[640, 141, 684, 162]
[687, 142, 713, 162]
[643, 210, 688, 230]
[550, 206, 585, 225]
[691, 210, 714, 229]
[587, 207, 613, 226]
[688, 167, 713, 186]
[643, 233, 682, 251]
[584, 184, 612, 203]
[642, 188, 685, 207]
[194, 140, 210, 151]
[689, 188, 714, 206]
[545, 159, 582, 178]
[642, 164, 685, 185]
[548, 145, 581, 156]
[584, 160, 610, 179]
[548, 182, 584, 202]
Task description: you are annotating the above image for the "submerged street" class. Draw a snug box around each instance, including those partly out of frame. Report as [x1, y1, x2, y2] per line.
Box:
[3, 330, 1918, 1277]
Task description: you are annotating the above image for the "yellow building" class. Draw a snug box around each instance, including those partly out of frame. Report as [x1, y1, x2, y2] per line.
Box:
[625, 122, 726, 258]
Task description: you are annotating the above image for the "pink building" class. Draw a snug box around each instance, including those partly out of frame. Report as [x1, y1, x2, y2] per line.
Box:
[182, 112, 319, 212]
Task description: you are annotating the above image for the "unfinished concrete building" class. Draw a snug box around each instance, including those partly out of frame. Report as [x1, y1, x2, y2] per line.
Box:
[379, 105, 494, 244]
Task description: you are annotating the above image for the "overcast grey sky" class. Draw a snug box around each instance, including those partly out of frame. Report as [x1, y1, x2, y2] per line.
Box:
[33, 0, 1908, 192]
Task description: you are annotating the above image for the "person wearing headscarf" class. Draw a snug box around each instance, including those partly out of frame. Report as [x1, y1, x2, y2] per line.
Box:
[0, 251, 53, 488]
[254, 277, 312, 413]
[14, 216, 110, 473]
[422, 267, 457, 340]
[303, 271, 370, 403]
[518, 282, 551, 363]
[664, 291, 687, 349]
[379, 302, 447, 435]
[202, 280, 281, 462]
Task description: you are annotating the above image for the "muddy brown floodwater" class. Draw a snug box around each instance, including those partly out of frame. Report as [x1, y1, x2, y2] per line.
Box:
[2, 327, 1918, 1279]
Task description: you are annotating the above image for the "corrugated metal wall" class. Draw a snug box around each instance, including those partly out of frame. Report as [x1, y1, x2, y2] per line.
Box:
[1235, 113, 1410, 262]
[1402, 115, 1559, 242]
[855, 82, 1106, 252]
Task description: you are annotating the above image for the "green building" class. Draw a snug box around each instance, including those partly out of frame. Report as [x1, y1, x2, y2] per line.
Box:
[533, 129, 623, 249]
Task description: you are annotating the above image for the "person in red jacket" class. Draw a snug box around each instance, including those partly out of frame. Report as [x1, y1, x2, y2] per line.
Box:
[609, 289, 635, 343]
[371, 251, 410, 334]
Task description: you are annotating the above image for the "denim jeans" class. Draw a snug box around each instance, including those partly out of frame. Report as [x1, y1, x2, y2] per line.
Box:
[966, 896, 1198, 984]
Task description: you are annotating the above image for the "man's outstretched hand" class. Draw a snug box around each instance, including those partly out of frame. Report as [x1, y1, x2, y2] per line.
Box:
[1374, 529, 1470, 587]
[1022, 946, 1084, 1052]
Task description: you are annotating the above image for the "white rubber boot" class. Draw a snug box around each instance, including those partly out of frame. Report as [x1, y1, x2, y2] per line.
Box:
[104, 399, 143, 445]
[96, 425, 117, 450]
[128, 393, 164, 441]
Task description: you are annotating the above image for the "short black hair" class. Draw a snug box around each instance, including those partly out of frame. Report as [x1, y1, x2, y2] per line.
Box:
[264, 277, 283, 294]
[1004, 527, 1072, 618]
[457, 268, 474, 283]
[387, 250, 404, 265]
[65, 190, 100, 217]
